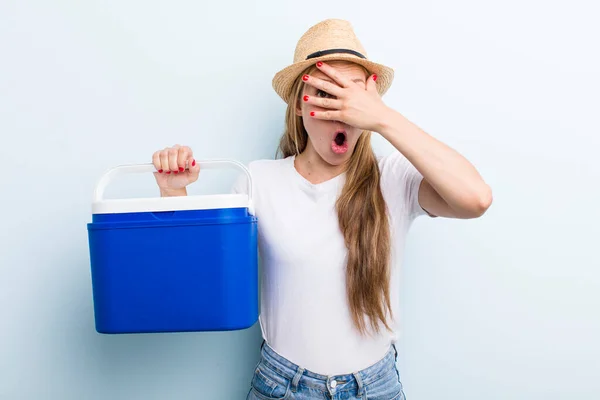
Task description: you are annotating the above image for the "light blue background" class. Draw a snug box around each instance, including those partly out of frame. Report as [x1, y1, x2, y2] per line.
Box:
[1, 1, 598, 399]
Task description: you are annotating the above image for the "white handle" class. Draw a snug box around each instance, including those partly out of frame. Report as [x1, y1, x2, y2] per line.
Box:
[93, 159, 253, 213]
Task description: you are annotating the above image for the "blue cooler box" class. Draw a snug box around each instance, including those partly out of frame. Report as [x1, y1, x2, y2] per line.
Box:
[87, 159, 258, 334]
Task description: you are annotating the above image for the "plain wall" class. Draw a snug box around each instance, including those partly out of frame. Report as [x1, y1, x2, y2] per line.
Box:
[1, 1, 598, 399]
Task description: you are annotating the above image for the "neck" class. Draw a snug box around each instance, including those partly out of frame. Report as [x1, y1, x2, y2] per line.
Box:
[294, 140, 347, 184]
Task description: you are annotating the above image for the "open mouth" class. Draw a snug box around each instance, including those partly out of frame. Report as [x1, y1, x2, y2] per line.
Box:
[331, 131, 348, 154]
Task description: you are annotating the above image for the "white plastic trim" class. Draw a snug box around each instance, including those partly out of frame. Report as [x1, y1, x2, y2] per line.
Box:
[92, 159, 254, 215]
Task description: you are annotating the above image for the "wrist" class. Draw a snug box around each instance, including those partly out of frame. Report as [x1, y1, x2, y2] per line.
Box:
[376, 107, 407, 140]
[160, 187, 187, 197]
[375, 106, 397, 136]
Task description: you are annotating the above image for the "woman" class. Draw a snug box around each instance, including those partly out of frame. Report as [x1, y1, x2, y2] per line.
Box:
[151, 19, 492, 400]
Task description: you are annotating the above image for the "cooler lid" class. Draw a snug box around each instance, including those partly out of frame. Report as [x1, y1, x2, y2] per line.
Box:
[91, 159, 254, 215]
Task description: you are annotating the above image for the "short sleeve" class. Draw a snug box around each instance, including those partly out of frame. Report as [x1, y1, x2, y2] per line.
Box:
[378, 150, 430, 219]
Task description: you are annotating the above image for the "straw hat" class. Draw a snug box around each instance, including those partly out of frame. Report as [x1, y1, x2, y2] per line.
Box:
[272, 19, 394, 104]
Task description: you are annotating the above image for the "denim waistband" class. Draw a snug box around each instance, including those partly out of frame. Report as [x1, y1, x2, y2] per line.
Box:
[258, 341, 398, 392]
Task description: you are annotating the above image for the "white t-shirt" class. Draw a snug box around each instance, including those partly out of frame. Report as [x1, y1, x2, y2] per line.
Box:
[232, 150, 429, 375]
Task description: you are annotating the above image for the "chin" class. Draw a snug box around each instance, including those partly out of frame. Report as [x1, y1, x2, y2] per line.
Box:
[319, 145, 356, 166]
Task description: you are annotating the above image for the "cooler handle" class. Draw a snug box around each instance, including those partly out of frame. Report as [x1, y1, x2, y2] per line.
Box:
[92, 159, 254, 215]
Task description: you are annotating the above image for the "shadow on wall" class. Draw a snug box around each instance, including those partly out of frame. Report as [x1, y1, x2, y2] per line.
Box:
[48, 249, 264, 399]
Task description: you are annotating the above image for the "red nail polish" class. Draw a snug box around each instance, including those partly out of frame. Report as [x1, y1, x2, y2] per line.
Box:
[192, 159, 196, 167]
[174, 171, 179, 174]
[303, 75, 309, 81]
[317, 61, 323, 67]
[158, 169, 163, 173]
[303, 95, 309, 102]
[373, 74, 378, 81]
[310, 111, 315, 117]
[166, 171, 171, 174]
[179, 167, 184, 172]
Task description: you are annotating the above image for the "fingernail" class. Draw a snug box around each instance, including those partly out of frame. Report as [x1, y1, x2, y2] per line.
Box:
[303, 95, 309, 102]
[174, 171, 179, 174]
[373, 74, 378, 81]
[192, 159, 196, 167]
[158, 169, 163, 173]
[310, 111, 315, 117]
[166, 171, 171, 174]
[179, 167, 184, 172]
[302, 75, 309, 81]
[316, 61, 323, 67]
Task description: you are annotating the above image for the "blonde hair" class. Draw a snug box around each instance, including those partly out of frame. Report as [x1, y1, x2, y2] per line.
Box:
[277, 64, 393, 335]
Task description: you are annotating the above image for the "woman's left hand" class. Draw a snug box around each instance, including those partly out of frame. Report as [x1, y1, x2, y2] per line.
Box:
[302, 61, 391, 133]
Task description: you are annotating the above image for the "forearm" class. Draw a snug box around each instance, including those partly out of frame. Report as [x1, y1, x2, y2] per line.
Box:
[377, 107, 492, 215]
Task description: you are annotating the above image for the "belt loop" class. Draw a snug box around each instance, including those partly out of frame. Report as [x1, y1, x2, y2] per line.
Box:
[353, 372, 364, 398]
[291, 367, 304, 393]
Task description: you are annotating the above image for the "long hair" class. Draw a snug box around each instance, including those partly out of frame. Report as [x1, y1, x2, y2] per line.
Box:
[277, 64, 393, 336]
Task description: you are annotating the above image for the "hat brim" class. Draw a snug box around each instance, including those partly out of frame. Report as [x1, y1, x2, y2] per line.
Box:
[272, 53, 394, 104]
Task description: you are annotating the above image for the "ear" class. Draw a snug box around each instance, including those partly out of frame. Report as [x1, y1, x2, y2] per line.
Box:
[367, 74, 378, 93]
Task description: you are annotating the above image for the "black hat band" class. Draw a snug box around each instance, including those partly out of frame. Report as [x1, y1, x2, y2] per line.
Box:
[305, 49, 366, 60]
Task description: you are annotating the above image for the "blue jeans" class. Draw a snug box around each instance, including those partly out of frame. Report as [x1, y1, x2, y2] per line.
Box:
[246, 341, 406, 400]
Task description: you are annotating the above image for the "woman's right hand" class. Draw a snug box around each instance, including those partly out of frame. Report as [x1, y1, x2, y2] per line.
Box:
[152, 145, 200, 196]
